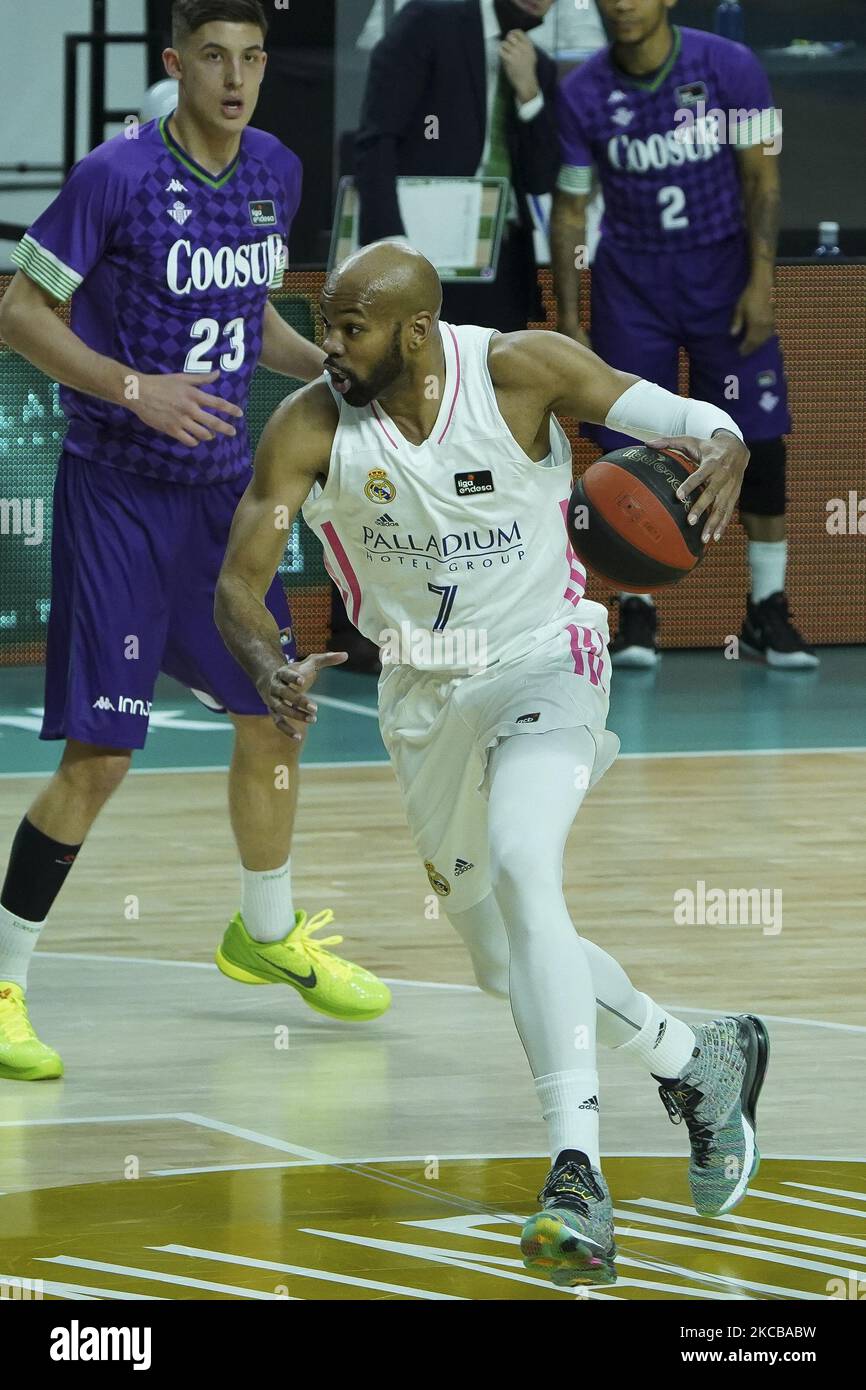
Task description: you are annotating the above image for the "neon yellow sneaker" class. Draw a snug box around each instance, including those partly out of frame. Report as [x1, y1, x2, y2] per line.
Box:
[0, 983, 64, 1081]
[215, 909, 391, 1022]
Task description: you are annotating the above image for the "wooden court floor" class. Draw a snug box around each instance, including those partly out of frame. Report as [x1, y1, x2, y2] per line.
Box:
[0, 753, 864, 1300]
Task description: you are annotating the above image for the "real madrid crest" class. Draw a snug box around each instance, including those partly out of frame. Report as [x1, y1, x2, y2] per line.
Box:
[424, 860, 451, 896]
[364, 468, 397, 504]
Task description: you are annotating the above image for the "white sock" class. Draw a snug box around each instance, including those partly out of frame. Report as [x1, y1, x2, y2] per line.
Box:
[620, 592, 654, 605]
[748, 539, 787, 604]
[240, 858, 295, 943]
[536, 1069, 601, 1169]
[0, 904, 45, 990]
[614, 992, 696, 1078]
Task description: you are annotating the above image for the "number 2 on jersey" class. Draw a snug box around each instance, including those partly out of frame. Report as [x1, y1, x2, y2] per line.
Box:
[658, 185, 689, 231]
[185, 317, 246, 373]
[428, 583, 458, 631]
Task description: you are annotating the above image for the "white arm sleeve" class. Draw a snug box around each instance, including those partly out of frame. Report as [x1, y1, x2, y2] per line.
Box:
[604, 379, 744, 444]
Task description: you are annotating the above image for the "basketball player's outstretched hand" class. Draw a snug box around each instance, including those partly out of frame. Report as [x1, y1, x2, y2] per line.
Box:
[260, 652, 349, 740]
[130, 369, 244, 447]
[649, 433, 750, 545]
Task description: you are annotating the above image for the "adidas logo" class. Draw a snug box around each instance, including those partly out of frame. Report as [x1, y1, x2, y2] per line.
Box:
[516, 712, 540, 724]
[92, 695, 116, 711]
[375, 512, 398, 526]
[578, 1094, 599, 1112]
[653, 1020, 667, 1049]
[453, 858, 474, 876]
[166, 177, 187, 193]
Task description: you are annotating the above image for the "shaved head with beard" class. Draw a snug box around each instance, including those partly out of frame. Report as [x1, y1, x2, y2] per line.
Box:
[320, 242, 443, 409]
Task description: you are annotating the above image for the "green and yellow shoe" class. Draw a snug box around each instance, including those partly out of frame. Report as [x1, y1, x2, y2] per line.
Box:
[216, 909, 391, 1022]
[0, 983, 64, 1081]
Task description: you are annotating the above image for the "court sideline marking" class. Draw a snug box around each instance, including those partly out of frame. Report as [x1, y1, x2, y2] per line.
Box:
[29, 952, 866, 1035]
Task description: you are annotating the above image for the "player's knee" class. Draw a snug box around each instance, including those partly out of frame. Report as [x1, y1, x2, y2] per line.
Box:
[59, 744, 131, 804]
[233, 713, 304, 760]
[475, 966, 509, 1000]
[739, 437, 786, 516]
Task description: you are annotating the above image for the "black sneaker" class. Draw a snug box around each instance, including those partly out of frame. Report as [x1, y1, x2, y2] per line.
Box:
[739, 591, 819, 669]
[520, 1149, 617, 1287]
[610, 596, 659, 669]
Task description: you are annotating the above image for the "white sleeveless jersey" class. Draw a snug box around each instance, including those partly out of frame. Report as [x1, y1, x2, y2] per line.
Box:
[302, 322, 608, 674]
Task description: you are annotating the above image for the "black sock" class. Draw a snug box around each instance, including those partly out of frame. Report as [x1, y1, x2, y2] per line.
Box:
[0, 817, 82, 922]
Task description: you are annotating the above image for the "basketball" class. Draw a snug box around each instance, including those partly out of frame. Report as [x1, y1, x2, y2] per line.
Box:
[567, 444, 707, 591]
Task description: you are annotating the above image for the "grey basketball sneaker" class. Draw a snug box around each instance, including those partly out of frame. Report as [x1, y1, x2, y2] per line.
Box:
[521, 1149, 617, 1287]
[656, 1014, 770, 1216]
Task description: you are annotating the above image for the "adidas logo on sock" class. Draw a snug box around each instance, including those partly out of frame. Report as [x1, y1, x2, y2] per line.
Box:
[578, 1094, 599, 1112]
[375, 512, 398, 526]
[453, 857, 474, 875]
[653, 1020, 667, 1049]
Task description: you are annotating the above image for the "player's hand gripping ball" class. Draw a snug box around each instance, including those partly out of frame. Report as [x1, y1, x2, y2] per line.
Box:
[567, 443, 707, 591]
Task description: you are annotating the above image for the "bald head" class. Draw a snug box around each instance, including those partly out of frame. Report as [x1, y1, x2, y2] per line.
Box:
[319, 242, 444, 408]
[324, 241, 442, 321]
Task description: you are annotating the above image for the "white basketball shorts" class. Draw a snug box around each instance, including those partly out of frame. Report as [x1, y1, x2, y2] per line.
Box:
[377, 623, 621, 913]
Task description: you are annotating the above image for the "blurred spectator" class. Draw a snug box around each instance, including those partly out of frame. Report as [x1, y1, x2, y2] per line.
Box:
[354, 0, 561, 332]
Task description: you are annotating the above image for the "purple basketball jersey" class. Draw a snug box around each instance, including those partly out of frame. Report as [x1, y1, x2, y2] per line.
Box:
[12, 117, 302, 484]
[556, 26, 779, 252]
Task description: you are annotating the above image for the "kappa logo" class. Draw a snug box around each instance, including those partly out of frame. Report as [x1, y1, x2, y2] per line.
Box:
[516, 712, 540, 724]
[375, 512, 398, 527]
[166, 177, 187, 194]
[608, 89, 628, 104]
[757, 369, 777, 389]
[365, 468, 397, 504]
[453, 858, 474, 876]
[249, 199, 277, 227]
[167, 200, 192, 226]
[578, 1095, 599, 1112]
[93, 695, 152, 717]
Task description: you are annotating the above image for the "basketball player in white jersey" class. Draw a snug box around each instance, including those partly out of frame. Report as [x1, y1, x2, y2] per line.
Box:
[215, 242, 770, 1287]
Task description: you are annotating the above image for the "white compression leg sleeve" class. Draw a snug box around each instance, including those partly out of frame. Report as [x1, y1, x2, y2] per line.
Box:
[486, 727, 602, 1163]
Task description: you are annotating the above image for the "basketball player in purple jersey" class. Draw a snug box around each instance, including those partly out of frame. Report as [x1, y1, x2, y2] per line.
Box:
[0, 0, 390, 1082]
[551, 0, 817, 669]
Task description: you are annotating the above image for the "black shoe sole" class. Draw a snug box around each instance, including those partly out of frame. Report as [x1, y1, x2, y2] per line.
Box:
[737, 1013, 770, 1134]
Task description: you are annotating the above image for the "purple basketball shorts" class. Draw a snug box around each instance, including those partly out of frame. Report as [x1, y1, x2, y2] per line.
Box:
[41, 452, 296, 749]
[585, 233, 791, 452]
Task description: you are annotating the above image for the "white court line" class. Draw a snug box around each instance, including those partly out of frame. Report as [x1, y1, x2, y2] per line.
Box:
[155, 1243, 465, 1300]
[785, 1183, 866, 1203]
[620, 1197, 866, 1249]
[4, 744, 866, 781]
[174, 1111, 339, 1164]
[614, 1206, 863, 1264]
[313, 694, 379, 718]
[0, 1112, 180, 1129]
[29, 953, 866, 1034]
[39, 1255, 295, 1299]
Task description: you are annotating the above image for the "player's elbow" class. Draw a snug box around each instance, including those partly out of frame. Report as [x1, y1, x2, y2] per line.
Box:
[0, 288, 24, 346]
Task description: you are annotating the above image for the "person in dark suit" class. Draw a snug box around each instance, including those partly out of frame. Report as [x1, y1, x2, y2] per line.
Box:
[355, 0, 560, 333]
